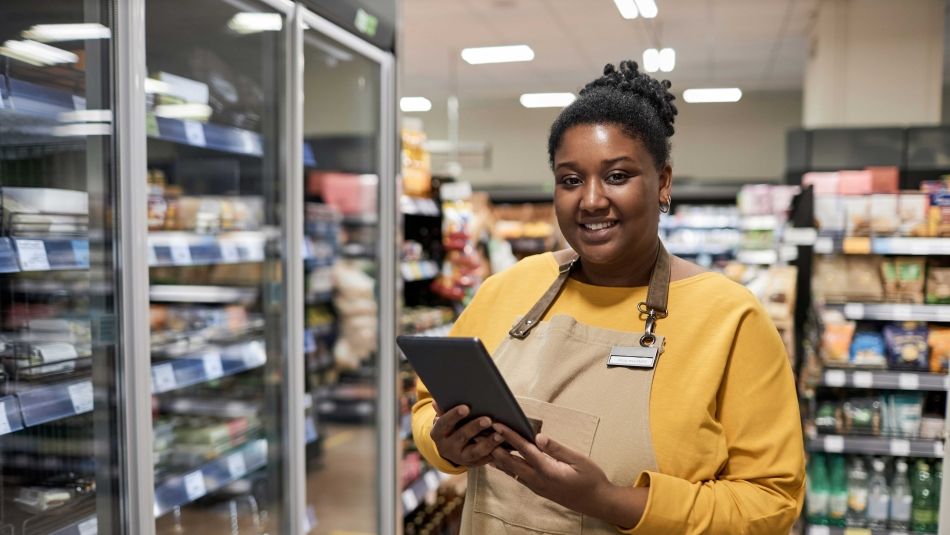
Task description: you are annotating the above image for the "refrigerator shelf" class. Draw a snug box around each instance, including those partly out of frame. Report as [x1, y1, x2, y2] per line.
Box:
[148, 232, 266, 267]
[149, 285, 259, 304]
[3, 237, 90, 272]
[153, 438, 268, 518]
[49, 515, 97, 535]
[807, 434, 945, 458]
[0, 395, 25, 436]
[151, 340, 267, 394]
[13, 379, 93, 428]
[817, 369, 948, 391]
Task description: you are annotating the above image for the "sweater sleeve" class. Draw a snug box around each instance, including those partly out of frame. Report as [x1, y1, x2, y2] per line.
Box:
[410, 274, 505, 475]
[623, 301, 806, 534]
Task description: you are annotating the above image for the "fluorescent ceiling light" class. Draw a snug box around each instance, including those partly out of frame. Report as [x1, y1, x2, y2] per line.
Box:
[22, 23, 111, 42]
[683, 88, 743, 103]
[519, 92, 576, 108]
[613, 0, 639, 19]
[461, 45, 534, 65]
[154, 103, 214, 121]
[400, 97, 432, 113]
[643, 49, 660, 73]
[658, 48, 675, 72]
[227, 13, 283, 34]
[634, 0, 659, 18]
[0, 40, 78, 66]
[144, 78, 172, 95]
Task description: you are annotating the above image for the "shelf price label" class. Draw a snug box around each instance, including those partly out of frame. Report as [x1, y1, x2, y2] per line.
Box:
[892, 304, 914, 321]
[219, 240, 240, 263]
[401, 488, 419, 513]
[843, 303, 865, 320]
[899, 373, 920, 391]
[240, 131, 261, 155]
[169, 239, 192, 266]
[807, 527, 830, 535]
[202, 352, 224, 380]
[823, 435, 845, 453]
[243, 343, 267, 368]
[890, 439, 911, 457]
[68, 381, 94, 414]
[843, 237, 872, 255]
[183, 121, 206, 147]
[183, 471, 207, 501]
[147, 244, 158, 266]
[814, 237, 834, 254]
[227, 453, 247, 479]
[824, 370, 846, 387]
[152, 363, 177, 393]
[78, 517, 98, 535]
[15, 239, 50, 271]
[0, 401, 11, 435]
[936, 441, 945, 457]
[852, 372, 873, 389]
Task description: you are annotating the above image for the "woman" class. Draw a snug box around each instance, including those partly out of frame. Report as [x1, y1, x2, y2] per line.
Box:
[411, 60, 805, 534]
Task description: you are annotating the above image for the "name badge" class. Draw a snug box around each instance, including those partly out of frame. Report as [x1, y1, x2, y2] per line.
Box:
[606, 345, 659, 369]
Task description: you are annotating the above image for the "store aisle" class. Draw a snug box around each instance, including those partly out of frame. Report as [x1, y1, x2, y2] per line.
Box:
[307, 425, 377, 535]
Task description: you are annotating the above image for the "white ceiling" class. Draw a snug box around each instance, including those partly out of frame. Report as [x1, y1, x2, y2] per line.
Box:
[400, 0, 820, 104]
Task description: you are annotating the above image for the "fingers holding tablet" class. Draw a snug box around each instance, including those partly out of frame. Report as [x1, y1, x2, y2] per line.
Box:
[430, 405, 504, 467]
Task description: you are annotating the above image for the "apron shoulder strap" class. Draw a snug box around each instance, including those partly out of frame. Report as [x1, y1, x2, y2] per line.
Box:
[508, 250, 577, 339]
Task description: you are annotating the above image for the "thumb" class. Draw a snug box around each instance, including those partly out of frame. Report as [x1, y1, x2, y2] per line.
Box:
[536, 434, 583, 465]
[432, 400, 444, 416]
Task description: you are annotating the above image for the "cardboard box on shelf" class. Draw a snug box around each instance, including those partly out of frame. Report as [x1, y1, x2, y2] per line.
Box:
[898, 192, 930, 237]
[866, 166, 899, 193]
[838, 170, 873, 196]
[802, 172, 839, 196]
[843, 196, 870, 236]
[814, 195, 846, 233]
[869, 194, 900, 235]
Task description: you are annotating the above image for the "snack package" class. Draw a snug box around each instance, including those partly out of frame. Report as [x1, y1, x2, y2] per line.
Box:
[821, 321, 856, 365]
[849, 331, 888, 367]
[870, 194, 899, 235]
[844, 397, 882, 436]
[898, 192, 930, 237]
[815, 401, 843, 434]
[926, 259, 950, 304]
[847, 256, 885, 302]
[896, 257, 926, 303]
[843, 196, 870, 236]
[883, 322, 929, 370]
[928, 326, 950, 373]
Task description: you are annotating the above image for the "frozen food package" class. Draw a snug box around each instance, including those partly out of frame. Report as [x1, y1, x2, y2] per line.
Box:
[849, 331, 888, 367]
[883, 322, 929, 370]
[844, 397, 882, 436]
[928, 326, 950, 373]
[822, 320, 856, 365]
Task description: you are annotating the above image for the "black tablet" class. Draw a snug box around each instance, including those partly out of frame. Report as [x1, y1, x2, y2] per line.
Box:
[397, 335, 537, 443]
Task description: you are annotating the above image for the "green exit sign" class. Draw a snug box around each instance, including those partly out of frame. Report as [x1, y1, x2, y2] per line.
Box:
[354, 8, 378, 37]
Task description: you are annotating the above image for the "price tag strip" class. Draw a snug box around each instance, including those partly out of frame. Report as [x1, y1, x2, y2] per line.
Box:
[227, 453, 247, 479]
[824, 370, 846, 387]
[822, 435, 844, 453]
[183, 121, 206, 147]
[77, 517, 98, 535]
[15, 239, 50, 271]
[0, 401, 11, 435]
[852, 371, 873, 389]
[202, 353, 224, 380]
[169, 239, 193, 266]
[152, 363, 178, 393]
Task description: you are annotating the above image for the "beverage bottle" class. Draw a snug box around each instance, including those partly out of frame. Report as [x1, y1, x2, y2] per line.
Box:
[937, 460, 943, 512]
[847, 456, 869, 527]
[911, 460, 936, 533]
[866, 457, 890, 529]
[806, 453, 830, 525]
[890, 458, 913, 530]
[828, 455, 849, 527]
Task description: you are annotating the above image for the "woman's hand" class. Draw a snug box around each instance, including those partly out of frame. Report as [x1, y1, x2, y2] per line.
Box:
[489, 423, 648, 529]
[429, 401, 504, 468]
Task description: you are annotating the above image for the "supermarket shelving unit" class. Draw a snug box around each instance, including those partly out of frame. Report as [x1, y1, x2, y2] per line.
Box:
[786, 126, 950, 533]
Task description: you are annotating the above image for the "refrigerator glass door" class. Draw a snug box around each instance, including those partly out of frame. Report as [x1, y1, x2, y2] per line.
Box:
[300, 20, 386, 535]
[0, 1, 125, 534]
[144, 1, 289, 533]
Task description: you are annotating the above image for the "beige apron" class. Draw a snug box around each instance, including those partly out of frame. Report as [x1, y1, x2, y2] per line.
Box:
[459, 244, 672, 535]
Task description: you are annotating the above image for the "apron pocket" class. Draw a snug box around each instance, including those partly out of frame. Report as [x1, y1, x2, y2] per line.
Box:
[472, 398, 600, 535]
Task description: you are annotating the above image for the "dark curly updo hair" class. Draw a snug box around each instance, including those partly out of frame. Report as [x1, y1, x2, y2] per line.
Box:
[548, 60, 678, 170]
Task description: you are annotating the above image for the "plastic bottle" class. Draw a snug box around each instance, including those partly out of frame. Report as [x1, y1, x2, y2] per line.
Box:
[807, 453, 830, 525]
[866, 457, 890, 529]
[828, 455, 849, 527]
[912, 460, 937, 533]
[847, 456, 870, 527]
[890, 458, 913, 530]
[937, 460, 943, 509]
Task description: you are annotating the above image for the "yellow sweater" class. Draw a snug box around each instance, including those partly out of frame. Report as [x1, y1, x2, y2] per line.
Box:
[411, 253, 806, 534]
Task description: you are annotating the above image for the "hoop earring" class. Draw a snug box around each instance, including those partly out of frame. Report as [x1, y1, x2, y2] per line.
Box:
[659, 198, 671, 214]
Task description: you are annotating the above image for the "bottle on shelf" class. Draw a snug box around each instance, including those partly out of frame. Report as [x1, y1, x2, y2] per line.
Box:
[937, 460, 944, 509]
[828, 454, 849, 527]
[866, 457, 890, 529]
[890, 458, 913, 531]
[912, 459, 938, 533]
[806, 453, 830, 525]
[846, 456, 869, 527]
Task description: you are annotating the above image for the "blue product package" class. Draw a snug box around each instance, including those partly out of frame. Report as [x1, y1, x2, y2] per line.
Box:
[849, 331, 887, 367]
[882, 322, 929, 370]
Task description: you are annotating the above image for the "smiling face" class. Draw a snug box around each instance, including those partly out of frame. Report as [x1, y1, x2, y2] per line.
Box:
[553, 123, 672, 276]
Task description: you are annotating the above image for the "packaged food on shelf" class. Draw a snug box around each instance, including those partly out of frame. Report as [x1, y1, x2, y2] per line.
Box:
[844, 196, 871, 236]
[821, 318, 856, 366]
[849, 331, 887, 367]
[928, 326, 950, 373]
[401, 119, 432, 198]
[870, 194, 900, 235]
[883, 322, 930, 370]
[332, 260, 378, 369]
[843, 397, 882, 435]
[816, 401, 843, 434]
[926, 259, 950, 304]
[884, 394, 924, 438]
[816, 256, 884, 303]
